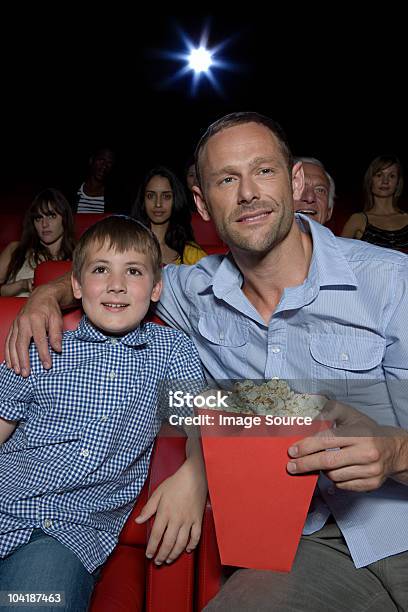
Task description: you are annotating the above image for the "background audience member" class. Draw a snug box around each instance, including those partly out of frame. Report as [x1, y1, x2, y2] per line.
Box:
[184, 157, 198, 211]
[293, 157, 335, 225]
[72, 147, 116, 213]
[0, 188, 75, 297]
[131, 166, 206, 265]
[185, 158, 198, 192]
[341, 154, 408, 251]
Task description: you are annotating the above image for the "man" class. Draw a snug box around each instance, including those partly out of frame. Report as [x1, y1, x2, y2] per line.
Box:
[73, 147, 116, 213]
[185, 158, 198, 192]
[5, 113, 408, 610]
[184, 157, 199, 211]
[293, 156, 335, 225]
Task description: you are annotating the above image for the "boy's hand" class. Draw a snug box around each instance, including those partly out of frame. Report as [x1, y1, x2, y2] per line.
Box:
[135, 456, 207, 565]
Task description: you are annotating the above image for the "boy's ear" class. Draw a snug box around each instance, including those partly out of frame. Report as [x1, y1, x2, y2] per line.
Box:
[292, 161, 305, 201]
[192, 185, 211, 222]
[150, 279, 162, 303]
[71, 273, 82, 300]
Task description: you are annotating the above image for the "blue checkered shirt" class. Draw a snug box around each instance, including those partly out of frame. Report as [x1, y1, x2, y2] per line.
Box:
[0, 316, 205, 572]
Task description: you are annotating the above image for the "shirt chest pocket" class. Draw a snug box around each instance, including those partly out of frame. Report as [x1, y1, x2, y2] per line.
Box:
[310, 334, 385, 386]
[196, 314, 249, 379]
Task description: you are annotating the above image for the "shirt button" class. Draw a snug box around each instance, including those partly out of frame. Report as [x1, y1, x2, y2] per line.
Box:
[80, 448, 90, 457]
[110, 338, 118, 345]
[219, 332, 224, 341]
[327, 486, 336, 495]
[109, 371, 116, 380]
[44, 519, 53, 528]
[271, 347, 280, 354]
[340, 353, 349, 361]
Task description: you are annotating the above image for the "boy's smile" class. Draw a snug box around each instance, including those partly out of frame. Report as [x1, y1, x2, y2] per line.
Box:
[71, 241, 162, 336]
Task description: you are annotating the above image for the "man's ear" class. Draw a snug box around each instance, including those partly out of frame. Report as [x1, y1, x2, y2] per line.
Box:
[71, 273, 82, 300]
[292, 161, 304, 201]
[192, 185, 211, 222]
[150, 279, 162, 303]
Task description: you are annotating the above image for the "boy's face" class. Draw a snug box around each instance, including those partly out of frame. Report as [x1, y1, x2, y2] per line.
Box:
[71, 241, 162, 336]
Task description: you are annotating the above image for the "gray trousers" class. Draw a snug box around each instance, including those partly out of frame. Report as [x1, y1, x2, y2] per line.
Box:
[204, 523, 408, 612]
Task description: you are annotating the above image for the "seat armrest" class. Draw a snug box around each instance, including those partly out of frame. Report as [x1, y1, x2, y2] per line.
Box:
[195, 498, 222, 610]
[145, 426, 195, 612]
[119, 426, 186, 547]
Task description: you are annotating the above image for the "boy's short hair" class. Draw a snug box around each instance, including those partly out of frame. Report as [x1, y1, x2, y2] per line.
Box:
[72, 215, 162, 281]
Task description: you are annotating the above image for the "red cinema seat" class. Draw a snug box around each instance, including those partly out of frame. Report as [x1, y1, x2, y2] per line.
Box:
[191, 213, 228, 255]
[0, 298, 195, 612]
[33, 260, 73, 288]
[74, 213, 111, 240]
[0, 298, 27, 362]
[203, 244, 229, 256]
[91, 430, 193, 612]
[0, 213, 24, 253]
[195, 499, 223, 610]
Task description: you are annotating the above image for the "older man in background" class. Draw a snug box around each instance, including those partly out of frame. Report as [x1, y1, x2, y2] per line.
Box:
[294, 156, 335, 225]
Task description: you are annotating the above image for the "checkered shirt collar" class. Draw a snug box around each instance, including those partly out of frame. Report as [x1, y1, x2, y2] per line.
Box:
[74, 315, 149, 347]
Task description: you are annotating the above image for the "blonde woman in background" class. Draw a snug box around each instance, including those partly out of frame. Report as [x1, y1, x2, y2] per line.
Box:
[342, 154, 408, 251]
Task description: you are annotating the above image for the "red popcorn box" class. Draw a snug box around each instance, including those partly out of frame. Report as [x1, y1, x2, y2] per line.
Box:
[198, 408, 330, 572]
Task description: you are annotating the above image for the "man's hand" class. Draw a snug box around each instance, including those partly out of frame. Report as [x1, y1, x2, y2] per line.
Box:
[135, 453, 207, 565]
[286, 401, 408, 492]
[5, 284, 64, 377]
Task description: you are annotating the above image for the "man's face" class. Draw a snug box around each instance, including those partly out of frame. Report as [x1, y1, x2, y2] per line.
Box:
[72, 241, 161, 336]
[193, 122, 301, 254]
[294, 162, 332, 225]
[90, 149, 114, 183]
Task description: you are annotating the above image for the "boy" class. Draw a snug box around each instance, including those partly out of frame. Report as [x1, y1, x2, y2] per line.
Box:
[0, 216, 206, 610]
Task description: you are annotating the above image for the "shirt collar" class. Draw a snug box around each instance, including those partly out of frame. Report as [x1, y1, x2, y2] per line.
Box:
[297, 213, 358, 288]
[211, 253, 243, 299]
[74, 315, 149, 347]
[208, 213, 358, 300]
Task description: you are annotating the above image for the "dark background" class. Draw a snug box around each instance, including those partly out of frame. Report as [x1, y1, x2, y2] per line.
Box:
[1, 13, 406, 214]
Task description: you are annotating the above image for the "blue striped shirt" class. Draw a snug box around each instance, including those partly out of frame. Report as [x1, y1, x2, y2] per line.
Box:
[0, 317, 205, 571]
[157, 214, 408, 568]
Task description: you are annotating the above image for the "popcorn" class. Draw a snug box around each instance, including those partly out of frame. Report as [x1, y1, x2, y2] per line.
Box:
[207, 379, 326, 419]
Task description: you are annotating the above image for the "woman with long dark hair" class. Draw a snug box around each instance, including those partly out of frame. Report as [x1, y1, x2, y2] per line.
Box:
[342, 154, 408, 251]
[0, 188, 76, 296]
[131, 166, 206, 265]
